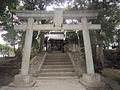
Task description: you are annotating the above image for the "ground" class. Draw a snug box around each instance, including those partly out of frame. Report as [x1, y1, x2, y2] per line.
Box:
[0, 57, 120, 90]
[0, 79, 86, 90]
[0, 57, 86, 90]
[0, 57, 21, 88]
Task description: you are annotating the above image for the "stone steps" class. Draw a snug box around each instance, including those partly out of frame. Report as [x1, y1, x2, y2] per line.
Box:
[43, 62, 72, 65]
[41, 68, 74, 72]
[39, 72, 77, 76]
[37, 76, 78, 80]
[46, 55, 68, 57]
[45, 59, 70, 62]
[42, 65, 73, 68]
[46, 57, 69, 60]
[38, 53, 77, 79]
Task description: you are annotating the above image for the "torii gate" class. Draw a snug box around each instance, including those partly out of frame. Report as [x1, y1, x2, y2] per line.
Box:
[14, 8, 101, 84]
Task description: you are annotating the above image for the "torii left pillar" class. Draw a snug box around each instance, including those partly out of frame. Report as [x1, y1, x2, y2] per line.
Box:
[10, 18, 35, 87]
[21, 18, 34, 75]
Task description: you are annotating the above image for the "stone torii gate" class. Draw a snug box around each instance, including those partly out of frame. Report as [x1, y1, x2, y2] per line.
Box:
[13, 8, 101, 86]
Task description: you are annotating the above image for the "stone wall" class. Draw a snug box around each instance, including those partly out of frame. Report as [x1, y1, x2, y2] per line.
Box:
[29, 53, 44, 76]
[69, 49, 86, 76]
[104, 50, 120, 69]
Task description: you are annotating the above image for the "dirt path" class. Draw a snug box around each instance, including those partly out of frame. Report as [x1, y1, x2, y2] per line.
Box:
[0, 79, 86, 90]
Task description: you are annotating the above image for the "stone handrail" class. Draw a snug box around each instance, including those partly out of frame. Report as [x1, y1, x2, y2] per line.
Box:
[68, 53, 78, 75]
[29, 52, 47, 76]
[68, 51, 86, 77]
[37, 52, 47, 73]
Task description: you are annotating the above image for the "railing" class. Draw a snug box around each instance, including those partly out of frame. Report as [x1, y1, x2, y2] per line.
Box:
[29, 52, 47, 76]
[68, 51, 86, 77]
[37, 53, 47, 73]
[68, 53, 78, 75]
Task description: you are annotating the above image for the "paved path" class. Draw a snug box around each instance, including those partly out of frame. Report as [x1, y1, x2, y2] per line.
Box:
[0, 79, 86, 90]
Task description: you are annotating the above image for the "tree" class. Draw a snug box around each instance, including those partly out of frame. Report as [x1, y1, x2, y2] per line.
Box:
[64, 0, 120, 70]
[0, 44, 14, 57]
[0, 0, 20, 56]
[89, 1, 120, 69]
[0, 0, 18, 22]
[1, 12, 21, 54]
[90, 1, 120, 47]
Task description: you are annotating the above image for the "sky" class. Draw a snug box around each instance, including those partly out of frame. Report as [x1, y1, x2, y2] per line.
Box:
[0, 31, 6, 44]
[46, 1, 69, 11]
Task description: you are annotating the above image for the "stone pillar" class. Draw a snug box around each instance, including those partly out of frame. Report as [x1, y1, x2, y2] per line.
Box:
[21, 18, 34, 75]
[81, 17, 94, 74]
[80, 17, 106, 89]
[72, 44, 76, 52]
[54, 8, 63, 27]
[10, 18, 35, 87]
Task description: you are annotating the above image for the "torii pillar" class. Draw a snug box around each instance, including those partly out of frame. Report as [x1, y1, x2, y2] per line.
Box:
[80, 17, 103, 87]
[21, 18, 34, 75]
[11, 18, 35, 86]
[81, 17, 94, 74]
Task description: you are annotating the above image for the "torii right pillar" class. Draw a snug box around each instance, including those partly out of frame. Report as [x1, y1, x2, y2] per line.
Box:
[81, 17, 95, 74]
[80, 17, 105, 88]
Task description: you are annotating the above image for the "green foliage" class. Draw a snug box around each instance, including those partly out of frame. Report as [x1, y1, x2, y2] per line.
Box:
[66, 0, 120, 48]
[90, 1, 120, 47]
[0, 0, 19, 52]
[0, 44, 14, 57]
[1, 14, 20, 47]
[21, 0, 66, 10]
[66, 32, 77, 44]
[0, 0, 18, 17]
[32, 31, 39, 49]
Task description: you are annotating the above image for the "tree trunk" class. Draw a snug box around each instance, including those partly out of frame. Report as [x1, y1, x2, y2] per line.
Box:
[76, 31, 81, 53]
[96, 46, 105, 68]
[39, 32, 44, 52]
[118, 29, 120, 50]
[90, 31, 97, 59]
[13, 45, 16, 56]
[7, 52, 9, 57]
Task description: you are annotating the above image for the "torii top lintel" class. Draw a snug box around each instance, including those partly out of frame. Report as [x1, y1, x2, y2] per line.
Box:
[12, 8, 98, 20]
[14, 8, 101, 31]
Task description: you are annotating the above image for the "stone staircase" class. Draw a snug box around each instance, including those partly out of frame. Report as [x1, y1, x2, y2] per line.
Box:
[37, 53, 78, 79]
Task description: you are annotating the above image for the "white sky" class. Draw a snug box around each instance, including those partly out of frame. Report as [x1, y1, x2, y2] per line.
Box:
[46, 3, 68, 11]
[0, 31, 6, 44]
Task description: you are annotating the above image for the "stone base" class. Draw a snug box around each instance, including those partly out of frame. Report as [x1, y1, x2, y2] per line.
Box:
[32, 71, 40, 77]
[9, 74, 36, 87]
[31, 71, 39, 77]
[80, 73, 106, 88]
